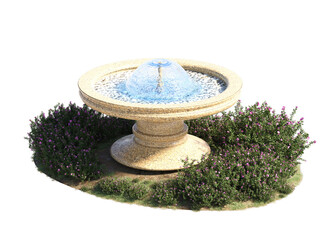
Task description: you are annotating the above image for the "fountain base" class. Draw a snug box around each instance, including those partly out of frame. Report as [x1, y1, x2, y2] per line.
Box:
[110, 120, 210, 171]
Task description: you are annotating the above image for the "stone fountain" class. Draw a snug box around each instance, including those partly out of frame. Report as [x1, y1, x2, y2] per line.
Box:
[78, 58, 242, 171]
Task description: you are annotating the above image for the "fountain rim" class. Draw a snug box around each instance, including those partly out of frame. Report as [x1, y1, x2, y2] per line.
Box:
[78, 58, 242, 121]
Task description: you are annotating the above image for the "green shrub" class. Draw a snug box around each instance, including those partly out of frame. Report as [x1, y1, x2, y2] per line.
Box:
[124, 184, 151, 200]
[275, 179, 294, 194]
[97, 177, 133, 195]
[97, 177, 150, 200]
[26, 102, 134, 181]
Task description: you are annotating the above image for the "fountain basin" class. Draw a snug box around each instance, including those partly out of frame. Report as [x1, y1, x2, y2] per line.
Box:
[78, 59, 242, 171]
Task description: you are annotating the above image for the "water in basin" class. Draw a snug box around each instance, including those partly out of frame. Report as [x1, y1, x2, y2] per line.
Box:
[117, 59, 201, 102]
[94, 59, 227, 104]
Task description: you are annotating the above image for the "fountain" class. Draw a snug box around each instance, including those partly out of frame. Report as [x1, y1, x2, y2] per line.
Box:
[78, 58, 242, 171]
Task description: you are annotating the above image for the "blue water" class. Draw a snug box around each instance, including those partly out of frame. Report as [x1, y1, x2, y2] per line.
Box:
[117, 59, 202, 103]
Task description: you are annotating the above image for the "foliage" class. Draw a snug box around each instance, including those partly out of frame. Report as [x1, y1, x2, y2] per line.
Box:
[175, 157, 238, 209]
[97, 177, 150, 200]
[97, 177, 133, 195]
[186, 101, 315, 157]
[26, 102, 134, 181]
[151, 101, 315, 209]
[27, 101, 315, 209]
[124, 183, 151, 200]
[151, 180, 178, 206]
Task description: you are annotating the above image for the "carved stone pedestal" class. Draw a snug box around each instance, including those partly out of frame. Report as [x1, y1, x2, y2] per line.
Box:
[110, 120, 210, 171]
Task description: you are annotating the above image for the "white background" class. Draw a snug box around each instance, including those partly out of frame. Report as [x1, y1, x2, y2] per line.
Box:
[1, 0, 326, 239]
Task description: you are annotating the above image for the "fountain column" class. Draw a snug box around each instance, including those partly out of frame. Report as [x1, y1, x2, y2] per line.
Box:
[110, 120, 210, 171]
[133, 120, 188, 148]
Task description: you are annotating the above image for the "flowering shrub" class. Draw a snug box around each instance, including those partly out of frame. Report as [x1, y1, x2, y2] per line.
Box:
[151, 101, 315, 209]
[26, 102, 134, 181]
[176, 146, 293, 208]
[175, 157, 238, 209]
[187, 101, 315, 179]
[186, 101, 315, 157]
[151, 181, 178, 206]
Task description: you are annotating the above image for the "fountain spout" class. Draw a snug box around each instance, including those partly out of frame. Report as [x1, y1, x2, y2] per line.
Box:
[156, 64, 164, 93]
